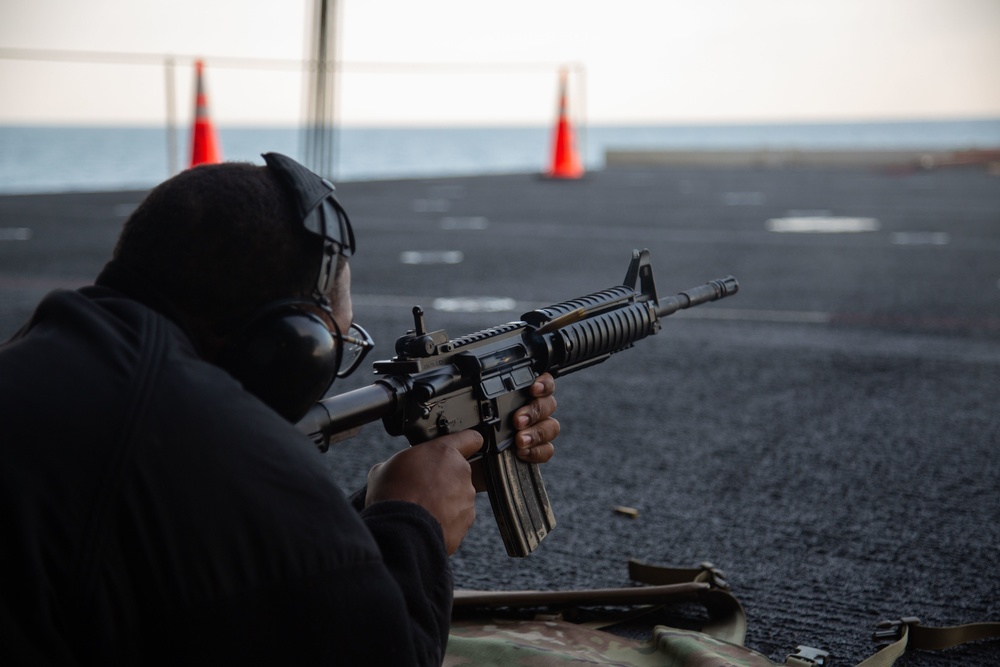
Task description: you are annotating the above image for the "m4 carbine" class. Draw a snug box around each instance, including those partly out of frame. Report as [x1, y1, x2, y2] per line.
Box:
[297, 249, 739, 557]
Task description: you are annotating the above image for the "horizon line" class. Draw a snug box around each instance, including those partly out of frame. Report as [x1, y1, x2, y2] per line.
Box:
[2, 116, 999, 131]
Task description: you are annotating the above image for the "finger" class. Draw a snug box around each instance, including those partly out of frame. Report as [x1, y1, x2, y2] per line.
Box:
[441, 429, 485, 460]
[530, 373, 556, 397]
[516, 416, 560, 450]
[516, 442, 555, 463]
[514, 394, 558, 429]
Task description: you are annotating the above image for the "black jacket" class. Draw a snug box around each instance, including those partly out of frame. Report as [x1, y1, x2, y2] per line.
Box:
[0, 283, 451, 665]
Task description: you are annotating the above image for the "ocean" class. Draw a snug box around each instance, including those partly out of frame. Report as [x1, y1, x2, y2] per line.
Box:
[1, 119, 999, 194]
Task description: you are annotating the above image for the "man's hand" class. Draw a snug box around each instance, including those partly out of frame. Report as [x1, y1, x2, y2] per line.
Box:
[467, 372, 560, 492]
[512, 372, 559, 463]
[364, 373, 558, 555]
[365, 429, 482, 555]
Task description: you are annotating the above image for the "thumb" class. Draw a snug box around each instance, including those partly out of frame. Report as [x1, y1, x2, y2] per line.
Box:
[449, 429, 485, 460]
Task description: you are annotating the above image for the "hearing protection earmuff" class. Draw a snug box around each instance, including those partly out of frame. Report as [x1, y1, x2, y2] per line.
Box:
[215, 153, 358, 423]
[216, 300, 345, 423]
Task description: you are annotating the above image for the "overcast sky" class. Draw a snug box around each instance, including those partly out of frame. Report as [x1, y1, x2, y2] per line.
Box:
[1, 0, 998, 127]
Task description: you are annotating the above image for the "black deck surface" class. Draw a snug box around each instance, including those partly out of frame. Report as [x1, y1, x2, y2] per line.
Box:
[2, 164, 998, 665]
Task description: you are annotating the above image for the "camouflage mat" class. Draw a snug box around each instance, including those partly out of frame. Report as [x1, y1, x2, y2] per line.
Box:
[445, 618, 778, 666]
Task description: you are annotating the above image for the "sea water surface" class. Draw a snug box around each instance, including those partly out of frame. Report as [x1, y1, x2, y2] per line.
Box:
[1, 119, 998, 194]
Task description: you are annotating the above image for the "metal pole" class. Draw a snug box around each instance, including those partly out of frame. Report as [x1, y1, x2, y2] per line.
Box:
[164, 56, 178, 176]
[577, 63, 587, 170]
[303, 0, 338, 179]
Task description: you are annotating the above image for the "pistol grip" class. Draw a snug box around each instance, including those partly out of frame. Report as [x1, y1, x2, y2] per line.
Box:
[482, 447, 556, 557]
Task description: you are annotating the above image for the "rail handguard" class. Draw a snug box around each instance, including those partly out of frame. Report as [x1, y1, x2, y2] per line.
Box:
[296, 249, 739, 556]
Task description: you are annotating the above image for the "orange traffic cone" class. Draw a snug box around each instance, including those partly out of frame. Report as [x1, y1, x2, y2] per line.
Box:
[544, 69, 584, 179]
[189, 60, 222, 167]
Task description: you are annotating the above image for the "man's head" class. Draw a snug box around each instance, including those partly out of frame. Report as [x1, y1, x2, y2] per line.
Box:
[109, 154, 361, 421]
[113, 157, 346, 321]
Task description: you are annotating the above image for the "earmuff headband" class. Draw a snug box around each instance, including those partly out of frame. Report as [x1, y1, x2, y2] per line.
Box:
[262, 152, 356, 299]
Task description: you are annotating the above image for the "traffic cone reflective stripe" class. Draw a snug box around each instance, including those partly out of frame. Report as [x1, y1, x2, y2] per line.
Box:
[545, 70, 584, 179]
[190, 60, 222, 167]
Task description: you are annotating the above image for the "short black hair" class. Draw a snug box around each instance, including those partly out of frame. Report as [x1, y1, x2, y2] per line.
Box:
[112, 162, 336, 322]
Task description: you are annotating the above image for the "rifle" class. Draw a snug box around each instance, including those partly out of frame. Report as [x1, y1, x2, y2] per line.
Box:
[296, 249, 739, 557]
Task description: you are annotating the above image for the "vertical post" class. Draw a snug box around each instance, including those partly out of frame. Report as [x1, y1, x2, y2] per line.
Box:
[575, 63, 587, 171]
[164, 56, 178, 176]
[303, 0, 339, 179]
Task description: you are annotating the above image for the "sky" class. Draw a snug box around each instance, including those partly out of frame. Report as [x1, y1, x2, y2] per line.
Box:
[1, 0, 998, 128]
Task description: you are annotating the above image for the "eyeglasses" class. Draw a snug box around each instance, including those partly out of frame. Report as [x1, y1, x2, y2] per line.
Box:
[336, 322, 374, 378]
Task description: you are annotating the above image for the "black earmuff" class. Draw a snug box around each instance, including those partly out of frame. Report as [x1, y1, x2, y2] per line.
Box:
[215, 153, 360, 422]
[215, 300, 342, 423]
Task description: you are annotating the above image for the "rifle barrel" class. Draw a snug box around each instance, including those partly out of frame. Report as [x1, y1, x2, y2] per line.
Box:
[656, 276, 739, 317]
[299, 383, 399, 450]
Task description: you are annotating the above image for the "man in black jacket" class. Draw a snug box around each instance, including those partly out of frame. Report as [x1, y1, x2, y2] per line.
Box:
[0, 154, 559, 665]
